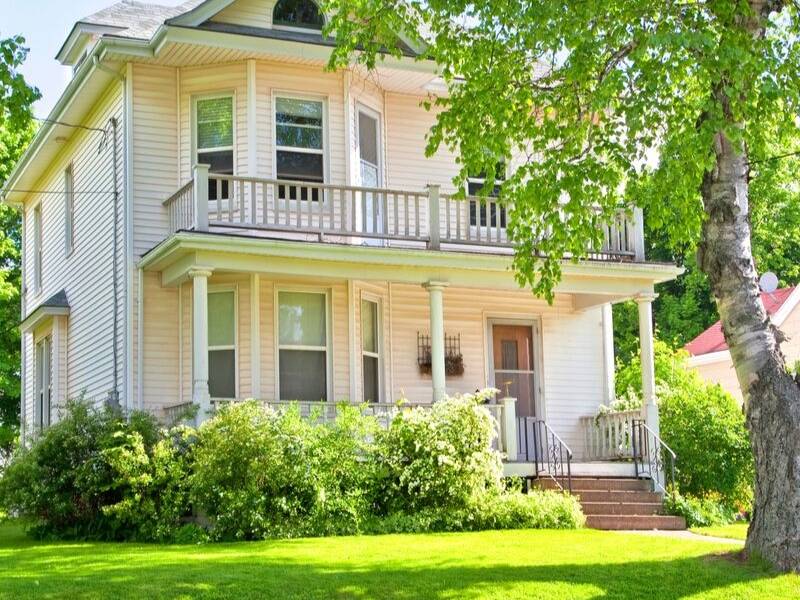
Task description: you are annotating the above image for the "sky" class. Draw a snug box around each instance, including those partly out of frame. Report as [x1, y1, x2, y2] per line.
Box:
[1, 0, 186, 117]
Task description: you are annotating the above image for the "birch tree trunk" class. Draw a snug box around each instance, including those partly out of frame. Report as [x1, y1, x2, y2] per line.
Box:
[698, 129, 800, 571]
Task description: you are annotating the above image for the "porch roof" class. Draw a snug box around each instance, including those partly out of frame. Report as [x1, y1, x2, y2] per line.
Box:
[139, 231, 682, 307]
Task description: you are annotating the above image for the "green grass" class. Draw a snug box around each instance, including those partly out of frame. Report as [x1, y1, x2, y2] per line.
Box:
[691, 522, 750, 541]
[0, 523, 796, 599]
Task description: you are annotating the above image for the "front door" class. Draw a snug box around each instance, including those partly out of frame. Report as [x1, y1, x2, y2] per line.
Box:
[490, 323, 537, 417]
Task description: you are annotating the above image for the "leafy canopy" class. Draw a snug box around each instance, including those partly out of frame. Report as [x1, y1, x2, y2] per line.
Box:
[323, 0, 800, 298]
[0, 35, 38, 458]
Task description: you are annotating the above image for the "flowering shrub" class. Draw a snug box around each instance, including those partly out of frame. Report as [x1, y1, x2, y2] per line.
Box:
[375, 391, 503, 514]
[0, 391, 584, 541]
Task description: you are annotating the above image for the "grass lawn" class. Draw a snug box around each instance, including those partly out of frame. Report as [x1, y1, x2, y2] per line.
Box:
[0, 523, 797, 599]
[691, 523, 750, 541]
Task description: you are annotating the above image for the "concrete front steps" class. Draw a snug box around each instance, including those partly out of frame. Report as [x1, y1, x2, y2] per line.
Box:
[537, 476, 686, 531]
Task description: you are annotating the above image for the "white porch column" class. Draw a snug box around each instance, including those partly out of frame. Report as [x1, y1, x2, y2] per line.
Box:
[190, 268, 213, 421]
[250, 273, 261, 398]
[423, 281, 448, 402]
[502, 396, 518, 460]
[193, 164, 209, 232]
[636, 293, 659, 437]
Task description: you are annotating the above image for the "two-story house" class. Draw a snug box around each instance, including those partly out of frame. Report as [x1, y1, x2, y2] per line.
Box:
[3, 0, 683, 528]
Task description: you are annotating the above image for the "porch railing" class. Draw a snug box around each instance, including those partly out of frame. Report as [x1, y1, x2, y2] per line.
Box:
[632, 419, 677, 494]
[208, 398, 513, 454]
[517, 417, 573, 492]
[163, 165, 646, 261]
[579, 409, 641, 461]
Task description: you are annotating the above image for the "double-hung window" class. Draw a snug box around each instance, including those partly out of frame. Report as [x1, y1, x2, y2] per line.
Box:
[208, 289, 237, 399]
[35, 335, 52, 430]
[195, 95, 234, 200]
[361, 298, 381, 402]
[468, 162, 507, 228]
[33, 205, 43, 293]
[278, 290, 329, 401]
[275, 96, 324, 201]
[64, 165, 74, 255]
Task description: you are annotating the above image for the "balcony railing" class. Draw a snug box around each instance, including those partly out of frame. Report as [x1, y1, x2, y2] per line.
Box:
[163, 165, 645, 260]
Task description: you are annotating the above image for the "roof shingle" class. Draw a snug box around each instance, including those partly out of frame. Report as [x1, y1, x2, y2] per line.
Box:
[685, 286, 796, 356]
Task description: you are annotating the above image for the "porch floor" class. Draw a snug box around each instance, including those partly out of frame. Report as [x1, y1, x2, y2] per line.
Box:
[503, 461, 638, 478]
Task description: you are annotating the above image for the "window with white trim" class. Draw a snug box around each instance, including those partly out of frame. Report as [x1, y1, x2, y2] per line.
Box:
[208, 289, 237, 398]
[33, 204, 42, 293]
[275, 96, 324, 201]
[195, 95, 234, 200]
[361, 298, 381, 402]
[64, 164, 74, 255]
[35, 335, 52, 430]
[278, 290, 329, 401]
[273, 0, 324, 30]
[468, 162, 507, 228]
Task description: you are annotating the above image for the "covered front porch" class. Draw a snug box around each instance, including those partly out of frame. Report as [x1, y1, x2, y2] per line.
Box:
[137, 231, 679, 481]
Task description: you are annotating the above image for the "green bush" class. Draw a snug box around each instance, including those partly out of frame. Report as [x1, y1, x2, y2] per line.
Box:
[1, 391, 583, 542]
[190, 401, 381, 540]
[375, 391, 503, 514]
[0, 400, 161, 539]
[101, 425, 196, 542]
[663, 491, 738, 528]
[615, 342, 753, 509]
[366, 490, 583, 534]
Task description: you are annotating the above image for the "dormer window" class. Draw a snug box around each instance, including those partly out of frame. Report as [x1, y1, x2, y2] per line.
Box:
[273, 0, 324, 30]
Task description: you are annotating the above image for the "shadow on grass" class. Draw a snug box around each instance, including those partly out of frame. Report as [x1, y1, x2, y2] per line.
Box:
[0, 527, 791, 600]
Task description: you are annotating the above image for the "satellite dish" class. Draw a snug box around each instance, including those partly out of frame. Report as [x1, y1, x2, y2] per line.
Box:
[759, 272, 779, 294]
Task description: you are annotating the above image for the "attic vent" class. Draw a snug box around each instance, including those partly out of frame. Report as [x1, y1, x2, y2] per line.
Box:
[273, 0, 324, 30]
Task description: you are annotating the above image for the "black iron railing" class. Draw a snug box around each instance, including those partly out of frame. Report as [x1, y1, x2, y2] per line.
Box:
[517, 417, 573, 492]
[631, 419, 677, 493]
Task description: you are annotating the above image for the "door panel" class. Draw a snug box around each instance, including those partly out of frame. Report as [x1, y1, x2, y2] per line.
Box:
[491, 324, 537, 417]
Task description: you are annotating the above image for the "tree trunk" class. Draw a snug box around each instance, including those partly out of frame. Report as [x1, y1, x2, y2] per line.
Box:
[697, 129, 800, 571]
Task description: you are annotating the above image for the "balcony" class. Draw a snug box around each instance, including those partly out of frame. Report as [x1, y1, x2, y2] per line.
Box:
[162, 165, 645, 261]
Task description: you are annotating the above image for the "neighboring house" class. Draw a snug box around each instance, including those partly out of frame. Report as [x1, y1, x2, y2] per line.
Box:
[686, 286, 800, 404]
[3, 0, 682, 513]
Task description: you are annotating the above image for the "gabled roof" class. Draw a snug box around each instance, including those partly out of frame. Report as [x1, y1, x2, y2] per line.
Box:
[20, 290, 71, 333]
[685, 286, 799, 356]
[57, 1, 205, 63]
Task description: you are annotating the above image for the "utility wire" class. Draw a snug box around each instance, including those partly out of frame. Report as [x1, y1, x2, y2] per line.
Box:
[1, 189, 116, 195]
[32, 116, 108, 135]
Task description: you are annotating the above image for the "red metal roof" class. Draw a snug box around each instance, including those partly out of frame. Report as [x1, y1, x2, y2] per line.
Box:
[685, 286, 796, 356]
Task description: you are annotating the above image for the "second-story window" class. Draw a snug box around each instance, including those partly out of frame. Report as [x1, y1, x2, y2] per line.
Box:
[468, 163, 507, 229]
[64, 164, 74, 255]
[33, 204, 43, 293]
[273, 0, 324, 30]
[195, 95, 234, 200]
[275, 96, 324, 201]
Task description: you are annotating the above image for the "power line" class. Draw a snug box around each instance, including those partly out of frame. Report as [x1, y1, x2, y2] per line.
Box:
[33, 116, 108, 135]
[1, 189, 116, 196]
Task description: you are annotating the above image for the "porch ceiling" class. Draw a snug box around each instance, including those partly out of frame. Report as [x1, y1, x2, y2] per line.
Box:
[139, 232, 682, 301]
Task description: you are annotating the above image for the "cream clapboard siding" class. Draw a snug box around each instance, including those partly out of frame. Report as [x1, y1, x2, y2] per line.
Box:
[386, 284, 605, 455]
[141, 272, 179, 408]
[144, 274, 350, 409]
[179, 62, 249, 182]
[211, 0, 276, 28]
[21, 82, 125, 424]
[254, 61, 346, 183]
[384, 92, 460, 194]
[131, 64, 179, 257]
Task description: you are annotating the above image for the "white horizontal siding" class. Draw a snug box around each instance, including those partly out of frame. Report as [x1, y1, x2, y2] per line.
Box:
[21, 82, 125, 413]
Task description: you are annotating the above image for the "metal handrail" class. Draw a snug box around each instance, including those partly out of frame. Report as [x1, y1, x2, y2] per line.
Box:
[517, 417, 573, 492]
[631, 419, 677, 494]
